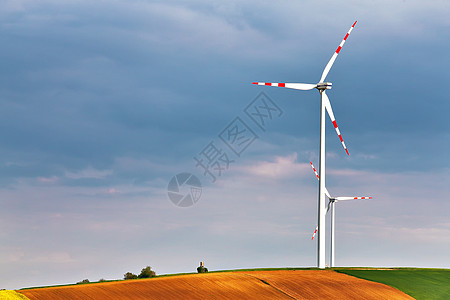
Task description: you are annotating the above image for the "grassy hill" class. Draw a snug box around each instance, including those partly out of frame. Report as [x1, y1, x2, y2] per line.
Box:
[336, 268, 450, 300]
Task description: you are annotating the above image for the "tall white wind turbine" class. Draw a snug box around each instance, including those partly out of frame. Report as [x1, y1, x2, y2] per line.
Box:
[310, 161, 372, 267]
[253, 21, 357, 269]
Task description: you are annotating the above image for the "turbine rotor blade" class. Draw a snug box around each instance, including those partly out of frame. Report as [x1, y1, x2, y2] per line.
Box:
[310, 161, 320, 180]
[252, 82, 316, 90]
[312, 194, 370, 240]
[312, 199, 333, 240]
[309, 161, 332, 198]
[334, 196, 373, 201]
[310, 161, 372, 200]
[322, 91, 349, 155]
[319, 21, 357, 83]
[311, 226, 318, 240]
[326, 199, 332, 213]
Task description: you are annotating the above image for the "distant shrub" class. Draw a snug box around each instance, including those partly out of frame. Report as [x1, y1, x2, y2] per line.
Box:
[99, 278, 106, 282]
[197, 266, 208, 273]
[138, 266, 156, 279]
[77, 279, 90, 284]
[124, 272, 138, 280]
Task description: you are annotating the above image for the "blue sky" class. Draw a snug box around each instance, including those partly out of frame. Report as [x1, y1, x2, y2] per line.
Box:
[1, 0, 449, 289]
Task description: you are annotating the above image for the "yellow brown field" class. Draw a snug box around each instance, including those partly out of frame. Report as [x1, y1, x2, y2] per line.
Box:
[18, 270, 414, 300]
[0, 290, 30, 300]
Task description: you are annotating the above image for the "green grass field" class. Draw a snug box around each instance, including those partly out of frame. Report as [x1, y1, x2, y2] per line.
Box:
[336, 268, 450, 300]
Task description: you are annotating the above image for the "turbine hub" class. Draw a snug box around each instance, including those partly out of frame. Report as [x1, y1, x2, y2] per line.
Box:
[316, 82, 332, 91]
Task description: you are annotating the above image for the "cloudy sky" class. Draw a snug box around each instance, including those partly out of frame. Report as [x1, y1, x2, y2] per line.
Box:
[1, 0, 449, 290]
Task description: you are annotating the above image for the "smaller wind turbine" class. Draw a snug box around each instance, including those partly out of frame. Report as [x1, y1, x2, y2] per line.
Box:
[309, 161, 372, 267]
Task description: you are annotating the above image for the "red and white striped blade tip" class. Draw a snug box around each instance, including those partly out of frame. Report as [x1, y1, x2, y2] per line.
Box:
[252, 82, 316, 91]
[319, 21, 357, 83]
[309, 161, 332, 198]
[311, 226, 318, 240]
[335, 196, 373, 201]
[310, 161, 319, 180]
[322, 92, 349, 155]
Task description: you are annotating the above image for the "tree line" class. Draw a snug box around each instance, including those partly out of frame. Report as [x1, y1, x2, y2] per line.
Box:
[76, 266, 156, 284]
[124, 266, 156, 280]
[77, 263, 208, 284]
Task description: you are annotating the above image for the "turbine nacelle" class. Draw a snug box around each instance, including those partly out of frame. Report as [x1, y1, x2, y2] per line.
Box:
[316, 82, 332, 91]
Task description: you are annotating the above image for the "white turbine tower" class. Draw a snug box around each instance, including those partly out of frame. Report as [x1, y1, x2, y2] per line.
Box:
[310, 161, 372, 267]
[253, 21, 357, 269]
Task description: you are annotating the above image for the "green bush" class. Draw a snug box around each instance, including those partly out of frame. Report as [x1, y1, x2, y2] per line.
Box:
[197, 266, 208, 273]
[124, 272, 138, 280]
[77, 279, 90, 284]
[138, 266, 156, 279]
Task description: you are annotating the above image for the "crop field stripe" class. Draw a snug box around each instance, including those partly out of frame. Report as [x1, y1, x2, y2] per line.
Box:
[242, 273, 296, 299]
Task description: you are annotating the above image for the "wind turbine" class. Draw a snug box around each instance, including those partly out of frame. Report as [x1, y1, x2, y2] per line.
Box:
[253, 21, 357, 268]
[310, 161, 372, 267]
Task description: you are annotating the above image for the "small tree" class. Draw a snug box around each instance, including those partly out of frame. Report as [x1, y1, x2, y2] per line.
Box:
[124, 272, 138, 280]
[138, 266, 156, 279]
[77, 279, 90, 284]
